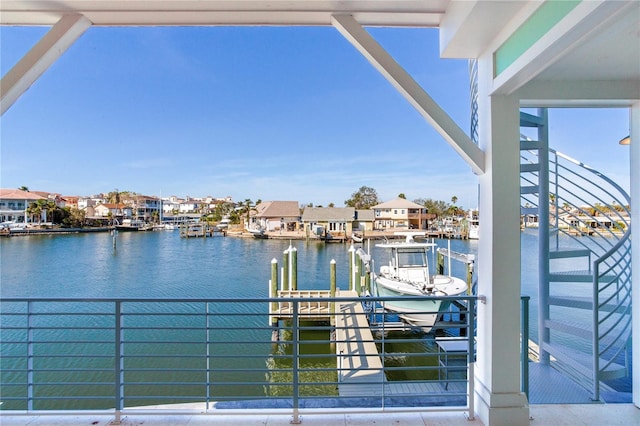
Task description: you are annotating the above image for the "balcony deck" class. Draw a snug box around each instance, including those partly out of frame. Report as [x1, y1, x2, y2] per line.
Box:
[1, 403, 638, 425]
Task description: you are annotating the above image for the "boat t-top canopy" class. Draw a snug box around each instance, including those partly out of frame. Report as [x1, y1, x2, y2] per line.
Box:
[376, 232, 436, 249]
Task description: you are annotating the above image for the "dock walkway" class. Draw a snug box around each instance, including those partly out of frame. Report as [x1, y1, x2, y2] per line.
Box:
[270, 290, 467, 398]
[335, 291, 386, 396]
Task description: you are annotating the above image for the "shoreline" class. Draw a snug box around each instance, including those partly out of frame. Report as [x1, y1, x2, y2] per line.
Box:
[1, 227, 111, 237]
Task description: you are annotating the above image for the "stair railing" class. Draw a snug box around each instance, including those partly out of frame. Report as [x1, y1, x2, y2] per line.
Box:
[520, 138, 632, 400]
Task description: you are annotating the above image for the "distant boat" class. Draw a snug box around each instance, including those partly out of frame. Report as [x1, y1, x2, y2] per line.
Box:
[217, 216, 231, 230]
[372, 232, 468, 332]
[115, 219, 152, 232]
[155, 223, 178, 231]
[246, 225, 268, 239]
[467, 210, 479, 240]
[351, 232, 363, 243]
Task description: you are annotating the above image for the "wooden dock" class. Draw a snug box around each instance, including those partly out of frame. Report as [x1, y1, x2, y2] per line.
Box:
[334, 291, 387, 396]
[269, 289, 468, 398]
[271, 290, 332, 320]
[179, 223, 222, 238]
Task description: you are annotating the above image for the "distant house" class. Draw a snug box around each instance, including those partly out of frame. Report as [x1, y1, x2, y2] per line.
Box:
[301, 207, 355, 237]
[354, 209, 375, 232]
[78, 196, 105, 210]
[128, 195, 161, 221]
[93, 203, 132, 219]
[250, 201, 301, 231]
[31, 191, 66, 208]
[0, 188, 46, 224]
[371, 198, 428, 230]
[61, 196, 79, 209]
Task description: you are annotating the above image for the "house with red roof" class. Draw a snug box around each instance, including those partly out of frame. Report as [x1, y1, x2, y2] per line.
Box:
[0, 188, 46, 224]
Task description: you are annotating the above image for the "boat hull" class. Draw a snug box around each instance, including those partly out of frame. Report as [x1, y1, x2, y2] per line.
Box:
[373, 282, 442, 332]
[115, 225, 138, 232]
[373, 274, 466, 333]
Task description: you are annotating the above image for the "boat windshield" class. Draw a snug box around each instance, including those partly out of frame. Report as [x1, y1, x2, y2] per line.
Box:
[396, 249, 427, 268]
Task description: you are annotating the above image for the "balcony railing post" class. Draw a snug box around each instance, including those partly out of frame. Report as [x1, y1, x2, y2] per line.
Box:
[114, 300, 123, 424]
[592, 262, 600, 401]
[467, 297, 475, 421]
[291, 301, 300, 424]
[27, 301, 34, 412]
[206, 301, 211, 410]
[521, 295, 530, 400]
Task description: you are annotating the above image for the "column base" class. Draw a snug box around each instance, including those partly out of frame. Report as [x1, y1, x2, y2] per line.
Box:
[475, 379, 530, 425]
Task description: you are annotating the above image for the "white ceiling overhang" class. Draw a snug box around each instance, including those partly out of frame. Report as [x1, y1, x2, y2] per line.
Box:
[0, 1, 449, 27]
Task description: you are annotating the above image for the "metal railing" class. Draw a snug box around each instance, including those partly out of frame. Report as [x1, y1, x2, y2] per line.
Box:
[1, 295, 485, 421]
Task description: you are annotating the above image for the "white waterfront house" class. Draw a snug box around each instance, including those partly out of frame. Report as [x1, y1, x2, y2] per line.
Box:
[371, 197, 429, 230]
[0, 188, 45, 224]
[1, 2, 638, 425]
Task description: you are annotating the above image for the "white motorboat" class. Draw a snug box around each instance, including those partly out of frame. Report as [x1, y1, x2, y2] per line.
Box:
[217, 216, 231, 230]
[246, 225, 268, 239]
[373, 232, 468, 332]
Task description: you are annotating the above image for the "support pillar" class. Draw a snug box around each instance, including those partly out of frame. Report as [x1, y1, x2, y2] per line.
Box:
[631, 101, 639, 409]
[475, 87, 529, 423]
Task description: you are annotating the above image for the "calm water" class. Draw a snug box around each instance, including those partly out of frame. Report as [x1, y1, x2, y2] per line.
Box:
[0, 231, 478, 299]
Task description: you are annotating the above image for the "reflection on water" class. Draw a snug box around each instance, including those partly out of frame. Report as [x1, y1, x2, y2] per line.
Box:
[377, 330, 440, 382]
[266, 324, 338, 398]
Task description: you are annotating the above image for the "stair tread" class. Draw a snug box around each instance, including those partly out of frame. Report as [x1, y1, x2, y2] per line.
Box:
[545, 319, 592, 340]
[542, 341, 626, 377]
[550, 270, 617, 283]
[520, 163, 540, 172]
[520, 185, 538, 194]
[549, 249, 591, 259]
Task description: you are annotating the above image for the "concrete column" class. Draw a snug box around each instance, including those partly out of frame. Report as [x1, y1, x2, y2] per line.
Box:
[475, 61, 529, 424]
[631, 101, 639, 409]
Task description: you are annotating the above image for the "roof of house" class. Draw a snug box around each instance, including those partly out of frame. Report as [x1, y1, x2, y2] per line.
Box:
[254, 201, 300, 218]
[97, 203, 128, 209]
[302, 207, 355, 222]
[356, 209, 375, 221]
[371, 198, 425, 210]
[0, 188, 46, 201]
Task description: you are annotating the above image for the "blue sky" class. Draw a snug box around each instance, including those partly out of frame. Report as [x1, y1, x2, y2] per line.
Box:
[1, 26, 630, 209]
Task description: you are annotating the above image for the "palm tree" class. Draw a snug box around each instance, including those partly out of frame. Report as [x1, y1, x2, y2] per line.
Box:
[242, 199, 255, 227]
[27, 202, 42, 224]
[42, 199, 57, 223]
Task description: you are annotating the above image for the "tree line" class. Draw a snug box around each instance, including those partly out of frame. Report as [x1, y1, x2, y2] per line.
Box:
[17, 185, 467, 228]
[343, 186, 465, 217]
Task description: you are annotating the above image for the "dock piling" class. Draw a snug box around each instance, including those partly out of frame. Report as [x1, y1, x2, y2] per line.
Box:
[283, 248, 290, 291]
[330, 259, 336, 327]
[348, 244, 355, 292]
[270, 258, 279, 331]
[291, 245, 297, 291]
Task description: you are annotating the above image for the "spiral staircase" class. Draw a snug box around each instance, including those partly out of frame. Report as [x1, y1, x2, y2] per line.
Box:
[519, 108, 632, 401]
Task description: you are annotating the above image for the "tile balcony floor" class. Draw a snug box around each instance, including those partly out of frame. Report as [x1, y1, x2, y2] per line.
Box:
[1, 404, 639, 426]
